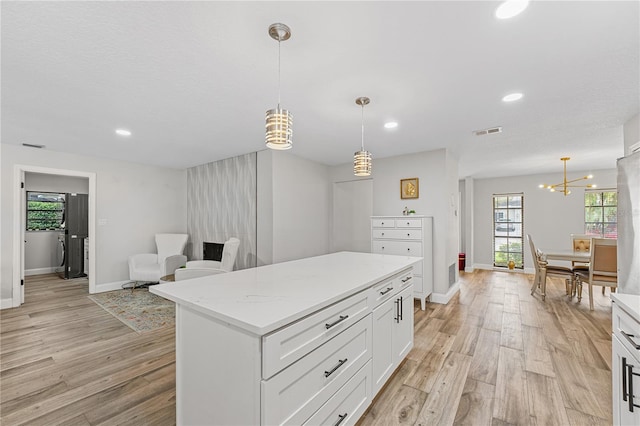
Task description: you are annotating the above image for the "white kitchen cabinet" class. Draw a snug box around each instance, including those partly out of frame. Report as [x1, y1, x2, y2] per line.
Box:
[371, 216, 433, 309]
[371, 277, 414, 395]
[151, 252, 419, 426]
[612, 294, 640, 426]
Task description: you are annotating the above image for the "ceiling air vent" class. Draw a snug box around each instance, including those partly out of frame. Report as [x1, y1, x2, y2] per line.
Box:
[473, 126, 502, 136]
[22, 143, 45, 149]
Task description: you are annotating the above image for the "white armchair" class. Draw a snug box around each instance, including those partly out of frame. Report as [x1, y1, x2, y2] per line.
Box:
[127, 233, 188, 288]
[184, 237, 240, 273]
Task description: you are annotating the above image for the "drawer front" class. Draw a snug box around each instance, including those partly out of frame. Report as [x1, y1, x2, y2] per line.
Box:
[613, 303, 640, 358]
[302, 361, 372, 426]
[372, 240, 422, 257]
[395, 218, 422, 228]
[370, 276, 400, 308]
[372, 229, 422, 240]
[261, 315, 372, 426]
[263, 290, 370, 379]
[371, 218, 395, 228]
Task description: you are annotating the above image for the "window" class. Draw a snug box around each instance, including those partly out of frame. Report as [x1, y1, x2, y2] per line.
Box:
[585, 190, 617, 238]
[26, 192, 65, 231]
[493, 193, 524, 269]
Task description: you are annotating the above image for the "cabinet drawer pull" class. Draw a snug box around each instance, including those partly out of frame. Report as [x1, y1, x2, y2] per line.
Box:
[333, 413, 348, 426]
[325, 315, 349, 329]
[622, 331, 640, 350]
[381, 232, 385, 236]
[399, 296, 404, 321]
[407, 248, 411, 252]
[380, 287, 393, 296]
[324, 358, 348, 378]
[394, 299, 400, 323]
[401, 276, 412, 283]
[407, 233, 410, 237]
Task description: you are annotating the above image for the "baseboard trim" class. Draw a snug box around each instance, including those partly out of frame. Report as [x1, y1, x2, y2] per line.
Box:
[25, 267, 58, 276]
[430, 281, 460, 305]
[464, 266, 474, 273]
[473, 264, 534, 275]
[94, 281, 131, 293]
[0, 298, 15, 310]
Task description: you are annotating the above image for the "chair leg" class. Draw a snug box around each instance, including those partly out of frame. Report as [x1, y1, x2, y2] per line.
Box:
[589, 282, 594, 311]
[576, 278, 583, 302]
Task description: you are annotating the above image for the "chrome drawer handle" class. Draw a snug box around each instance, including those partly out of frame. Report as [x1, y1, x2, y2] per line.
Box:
[325, 315, 348, 329]
[622, 331, 640, 350]
[380, 287, 393, 295]
[324, 358, 348, 378]
[402, 276, 412, 283]
[334, 413, 348, 426]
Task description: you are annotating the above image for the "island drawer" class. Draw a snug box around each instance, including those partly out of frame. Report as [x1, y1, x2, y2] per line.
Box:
[369, 271, 412, 308]
[302, 361, 371, 426]
[261, 315, 372, 426]
[372, 229, 422, 240]
[613, 302, 640, 357]
[262, 289, 370, 379]
[372, 240, 422, 257]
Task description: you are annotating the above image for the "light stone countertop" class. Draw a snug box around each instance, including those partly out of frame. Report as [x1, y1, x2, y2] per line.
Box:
[150, 251, 421, 336]
[611, 292, 640, 323]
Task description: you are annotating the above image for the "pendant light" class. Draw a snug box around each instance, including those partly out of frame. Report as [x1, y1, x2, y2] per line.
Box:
[265, 23, 293, 150]
[538, 157, 595, 196]
[354, 97, 372, 176]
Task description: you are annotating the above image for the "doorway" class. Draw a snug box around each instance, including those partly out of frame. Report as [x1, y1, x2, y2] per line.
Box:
[12, 165, 96, 307]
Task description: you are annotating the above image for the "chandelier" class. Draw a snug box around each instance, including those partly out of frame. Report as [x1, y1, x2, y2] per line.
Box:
[354, 97, 372, 176]
[539, 157, 596, 196]
[265, 23, 293, 150]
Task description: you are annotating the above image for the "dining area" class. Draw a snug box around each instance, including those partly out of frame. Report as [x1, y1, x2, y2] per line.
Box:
[527, 233, 618, 310]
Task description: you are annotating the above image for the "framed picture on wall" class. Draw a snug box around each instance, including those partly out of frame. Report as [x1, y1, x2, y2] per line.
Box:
[401, 178, 419, 199]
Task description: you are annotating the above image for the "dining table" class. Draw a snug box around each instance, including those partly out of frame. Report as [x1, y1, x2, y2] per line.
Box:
[536, 248, 591, 298]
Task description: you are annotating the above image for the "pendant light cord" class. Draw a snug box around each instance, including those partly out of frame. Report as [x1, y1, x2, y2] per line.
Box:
[361, 104, 365, 151]
[277, 38, 281, 108]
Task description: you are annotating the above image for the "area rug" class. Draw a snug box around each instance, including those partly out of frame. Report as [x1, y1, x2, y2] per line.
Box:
[88, 289, 174, 333]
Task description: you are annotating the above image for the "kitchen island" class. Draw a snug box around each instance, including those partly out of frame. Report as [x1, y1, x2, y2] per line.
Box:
[151, 251, 421, 425]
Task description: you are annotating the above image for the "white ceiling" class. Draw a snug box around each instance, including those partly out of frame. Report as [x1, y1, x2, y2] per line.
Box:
[2, 1, 638, 178]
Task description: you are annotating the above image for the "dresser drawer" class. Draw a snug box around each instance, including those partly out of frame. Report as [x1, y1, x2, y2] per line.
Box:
[372, 229, 422, 240]
[372, 240, 422, 257]
[261, 315, 372, 426]
[371, 218, 395, 228]
[263, 290, 370, 379]
[395, 218, 422, 228]
[613, 302, 640, 358]
[303, 361, 371, 426]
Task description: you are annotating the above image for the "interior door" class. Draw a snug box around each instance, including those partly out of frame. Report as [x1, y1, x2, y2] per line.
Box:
[332, 179, 373, 253]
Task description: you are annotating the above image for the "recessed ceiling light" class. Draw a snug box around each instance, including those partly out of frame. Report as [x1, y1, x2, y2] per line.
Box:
[502, 93, 523, 102]
[384, 122, 398, 129]
[495, 0, 529, 20]
[115, 129, 132, 136]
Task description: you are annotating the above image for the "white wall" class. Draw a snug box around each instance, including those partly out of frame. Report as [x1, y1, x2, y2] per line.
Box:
[473, 168, 617, 270]
[24, 173, 89, 273]
[257, 150, 331, 264]
[330, 149, 460, 297]
[1, 144, 187, 298]
[331, 179, 373, 253]
[624, 113, 639, 154]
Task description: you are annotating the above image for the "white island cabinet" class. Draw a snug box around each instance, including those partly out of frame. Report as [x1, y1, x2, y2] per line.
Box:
[612, 293, 640, 426]
[151, 251, 420, 426]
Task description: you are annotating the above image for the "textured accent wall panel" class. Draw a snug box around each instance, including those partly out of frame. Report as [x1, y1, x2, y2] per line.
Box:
[187, 153, 257, 270]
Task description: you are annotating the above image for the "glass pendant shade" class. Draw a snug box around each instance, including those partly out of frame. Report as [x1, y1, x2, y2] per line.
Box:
[354, 150, 372, 176]
[265, 108, 293, 150]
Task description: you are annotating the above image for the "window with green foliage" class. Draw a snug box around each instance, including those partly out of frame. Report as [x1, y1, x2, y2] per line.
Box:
[585, 190, 617, 238]
[493, 193, 524, 269]
[26, 192, 65, 231]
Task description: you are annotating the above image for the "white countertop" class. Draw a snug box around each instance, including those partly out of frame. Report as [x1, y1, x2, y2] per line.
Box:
[150, 251, 421, 336]
[611, 293, 640, 323]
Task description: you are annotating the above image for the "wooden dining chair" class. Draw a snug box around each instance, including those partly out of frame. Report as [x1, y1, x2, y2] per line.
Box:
[575, 238, 617, 310]
[527, 234, 575, 300]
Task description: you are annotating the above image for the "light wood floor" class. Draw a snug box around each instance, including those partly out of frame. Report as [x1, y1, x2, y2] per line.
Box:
[1, 271, 612, 425]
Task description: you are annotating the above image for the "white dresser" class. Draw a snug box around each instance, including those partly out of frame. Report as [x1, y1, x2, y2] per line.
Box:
[612, 293, 640, 426]
[371, 215, 433, 310]
[151, 252, 418, 425]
